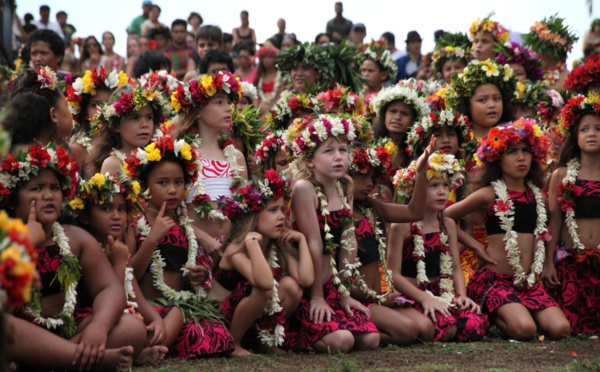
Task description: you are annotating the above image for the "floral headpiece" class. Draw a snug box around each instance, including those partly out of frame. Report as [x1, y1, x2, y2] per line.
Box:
[514, 79, 549, 109]
[322, 40, 364, 93]
[396, 78, 441, 98]
[255, 131, 287, 165]
[537, 89, 568, 127]
[445, 60, 517, 108]
[0, 144, 79, 208]
[231, 105, 264, 152]
[0, 211, 37, 309]
[406, 109, 471, 157]
[284, 114, 356, 160]
[349, 141, 393, 181]
[361, 92, 378, 117]
[371, 85, 431, 120]
[427, 84, 450, 111]
[522, 15, 578, 61]
[266, 90, 320, 130]
[124, 130, 200, 189]
[240, 81, 258, 102]
[69, 173, 145, 220]
[361, 40, 398, 82]
[431, 33, 472, 73]
[564, 55, 600, 93]
[469, 14, 510, 44]
[66, 67, 131, 117]
[393, 152, 464, 203]
[170, 71, 242, 114]
[218, 169, 291, 220]
[557, 93, 600, 138]
[495, 41, 544, 82]
[89, 85, 166, 137]
[257, 45, 279, 59]
[275, 42, 334, 83]
[36, 66, 58, 90]
[315, 85, 359, 114]
[343, 114, 374, 144]
[476, 118, 549, 165]
[138, 69, 182, 98]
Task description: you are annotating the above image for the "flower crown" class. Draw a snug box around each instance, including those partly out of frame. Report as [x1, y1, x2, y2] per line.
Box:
[66, 67, 131, 117]
[427, 84, 450, 111]
[476, 118, 549, 165]
[0, 211, 37, 309]
[218, 169, 291, 220]
[0, 143, 79, 208]
[343, 114, 374, 144]
[284, 114, 356, 159]
[266, 91, 320, 130]
[275, 42, 334, 82]
[522, 15, 578, 61]
[231, 105, 264, 153]
[36, 66, 58, 90]
[89, 85, 166, 137]
[170, 71, 242, 114]
[315, 85, 360, 115]
[469, 14, 510, 44]
[361, 40, 398, 82]
[138, 69, 182, 98]
[393, 152, 464, 203]
[397, 78, 441, 98]
[446, 60, 517, 108]
[69, 173, 145, 220]
[431, 32, 472, 74]
[557, 93, 600, 138]
[255, 131, 287, 165]
[349, 141, 393, 181]
[537, 89, 568, 127]
[362, 92, 378, 117]
[240, 81, 258, 102]
[406, 109, 471, 157]
[495, 41, 544, 82]
[124, 131, 200, 188]
[372, 85, 431, 120]
[564, 55, 600, 93]
[514, 79, 549, 109]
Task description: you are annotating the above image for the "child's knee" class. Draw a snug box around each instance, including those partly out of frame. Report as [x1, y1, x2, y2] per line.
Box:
[354, 332, 379, 350]
[506, 319, 537, 340]
[279, 277, 302, 302]
[390, 319, 419, 345]
[323, 330, 354, 353]
[545, 318, 571, 340]
[113, 314, 148, 350]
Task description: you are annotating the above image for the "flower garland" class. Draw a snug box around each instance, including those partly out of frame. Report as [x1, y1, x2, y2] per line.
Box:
[564, 55, 600, 93]
[275, 42, 334, 83]
[240, 81, 258, 102]
[170, 71, 242, 114]
[557, 93, 600, 139]
[138, 69, 182, 98]
[410, 221, 455, 308]
[124, 267, 139, 313]
[371, 85, 430, 120]
[257, 247, 285, 347]
[266, 90, 320, 130]
[469, 14, 510, 44]
[558, 159, 600, 261]
[254, 131, 287, 165]
[66, 67, 130, 117]
[514, 80, 549, 110]
[69, 131, 93, 153]
[258, 71, 282, 104]
[537, 89, 566, 127]
[360, 207, 394, 303]
[544, 62, 566, 87]
[523, 15, 578, 61]
[349, 142, 393, 182]
[491, 180, 548, 287]
[24, 223, 82, 338]
[361, 40, 398, 82]
[315, 85, 360, 115]
[495, 41, 544, 82]
[36, 66, 58, 90]
[406, 109, 471, 157]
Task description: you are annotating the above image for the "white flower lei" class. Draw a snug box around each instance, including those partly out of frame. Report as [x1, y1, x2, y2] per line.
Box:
[124, 267, 139, 312]
[24, 223, 79, 331]
[70, 131, 93, 153]
[371, 85, 430, 119]
[562, 159, 600, 253]
[360, 207, 394, 304]
[491, 180, 546, 287]
[258, 71, 282, 104]
[411, 221, 455, 308]
[257, 247, 285, 347]
[138, 205, 207, 300]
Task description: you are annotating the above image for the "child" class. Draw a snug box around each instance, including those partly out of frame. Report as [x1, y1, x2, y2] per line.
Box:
[71, 172, 184, 365]
[125, 132, 235, 358]
[275, 42, 334, 93]
[254, 131, 289, 175]
[430, 33, 471, 84]
[360, 40, 398, 94]
[209, 170, 313, 356]
[469, 14, 510, 61]
[388, 152, 489, 341]
[1, 143, 147, 368]
[446, 119, 571, 340]
[543, 93, 600, 334]
[88, 84, 166, 175]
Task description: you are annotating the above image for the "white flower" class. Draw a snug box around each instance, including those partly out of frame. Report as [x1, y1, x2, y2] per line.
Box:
[72, 78, 84, 94]
[106, 71, 119, 88]
[173, 139, 185, 156]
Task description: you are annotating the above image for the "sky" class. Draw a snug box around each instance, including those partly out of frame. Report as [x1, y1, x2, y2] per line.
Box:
[18, 0, 599, 66]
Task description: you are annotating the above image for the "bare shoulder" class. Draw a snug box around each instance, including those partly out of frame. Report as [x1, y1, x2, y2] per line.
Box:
[443, 217, 456, 230]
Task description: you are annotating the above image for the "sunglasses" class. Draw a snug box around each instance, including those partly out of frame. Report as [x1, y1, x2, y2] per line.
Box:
[86, 43, 99, 48]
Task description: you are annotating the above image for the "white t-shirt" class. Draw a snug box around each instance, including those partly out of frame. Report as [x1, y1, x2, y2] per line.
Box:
[32, 20, 65, 38]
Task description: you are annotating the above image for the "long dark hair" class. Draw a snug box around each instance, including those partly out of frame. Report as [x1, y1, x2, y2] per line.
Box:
[468, 157, 544, 193]
[456, 82, 515, 126]
[556, 115, 597, 166]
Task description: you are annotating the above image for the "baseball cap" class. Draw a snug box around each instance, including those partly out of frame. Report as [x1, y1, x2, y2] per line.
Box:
[352, 23, 366, 33]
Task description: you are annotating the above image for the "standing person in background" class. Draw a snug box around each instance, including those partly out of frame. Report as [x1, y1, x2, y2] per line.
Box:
[162, 19, 195, 79]
[232, 10, 256, 52]
[381, 32, 406, 61]
[348, 23, 366, 49]
[395, 31, 423, 82]
[234, 42, 257, 83]
[141, 4, 167, 38]
[55, 11, 75, 50]
[184, 25, 224, 81]
[27, 29, 64, 72]
[125, 36, 141, 77]
[188, 12, 203, 37]
[128, 0, 152, 37]
[326, 2, 353, 42]
[32, 5, 64, 39]
[102, 31, 125, 73]
[78, 35, 105, 72]
[23, 13, 38, 34]
[268, 18, 287, 49]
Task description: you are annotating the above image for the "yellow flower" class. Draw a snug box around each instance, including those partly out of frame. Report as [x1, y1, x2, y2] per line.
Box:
[482, 63, 499, 77]
[69, 198, 85, 210]
[515, 82, 526, 100]
[145, 143, 162, 162]
[82, 71, 96, 95]
[428, 152, 446, 170]
[131, 181, 141, 196]
[90, 173, 106, 187]
[533, 125, 542, 137]
[171, 94, 182, 112]
[1, 246, 23, 263]
[118, 71, 129, 86]
[427, 168, 442, 180]
[588, 92, 600, 104]
[0, 210, 9, 229]
[180, 143, 192, 160]
[384, 141, 398, 157]
[126, 192, 138, 204]
[5, 217, 27, 236]
[483, 21, 494, 32]
[201, 75, 216, 97]
[445, 46, 455, 53]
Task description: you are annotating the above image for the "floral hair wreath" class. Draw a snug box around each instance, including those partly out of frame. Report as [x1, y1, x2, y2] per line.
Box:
[266, 90, 321, 130]
[240, 81, 258, 102]
[218, 169, 291, 220]
[138, 69, 182, 98]
[557, 92, 600, 139]
[361, 40, 398, 82]
[372, 85, 431, 120]
[469, 14, 510, 44]
[69, 172, 145, 220]
[445, 59, 517, 109]
[89, 85, 167, 137]
[427, 84, 450, 111]
[231, 105, 264, 153]
[66, 67, 131, 117]
[476, 118, 549, 166]
[396, 78, 441, 98]
[393, 152, 464, 203]
[349, 140, 394, 182]
[170, 71, 242, 114]
[564, 55, 600, 93]
[495, 41, 544, 82]
[514, 79, 549, 109]
[522, 14, 578, 61]
[255, 131, 287, 165]
[36, 66, 58, 90]
[0, 211, 37, 309]
[284, 114, 356, 160]
[0, 143, 79, 208]
[536, 89, 568, 127]
[361, 92, 378, 117]
[275, 42, 334, 83]
[406, 109, 471, 157]
[315, 85, 360, 115]
[431, 46, 468, 73]
[343, 114, 374, 144]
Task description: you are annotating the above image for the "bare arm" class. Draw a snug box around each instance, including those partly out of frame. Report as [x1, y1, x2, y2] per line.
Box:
[283, 232, 314, 288]
[227, 240, 274, 291]
[543, 168, 566, 287]
[444, 186, 495, 221]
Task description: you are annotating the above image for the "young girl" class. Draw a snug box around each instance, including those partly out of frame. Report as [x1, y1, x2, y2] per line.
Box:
[209, 170, 313, 356]
[1, 143, 147, 368]
[543, 93, 600, 335]
[71, 172, 184, 365]
[496, 41, 544, 83]
[430, 33, 471, 84]
[388, 152, 489, 342]
[239, 81, 258, 110]
[88, 84, 166, 175]
[125, 132, 235, 358]
[254, 131, 290, 175]
[254, 45, 284, 115]
[446, 119, 571, 340]
[469, 14, 510, 61]
[360, 40, 398, 94]
[66, 67, 131, 171]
